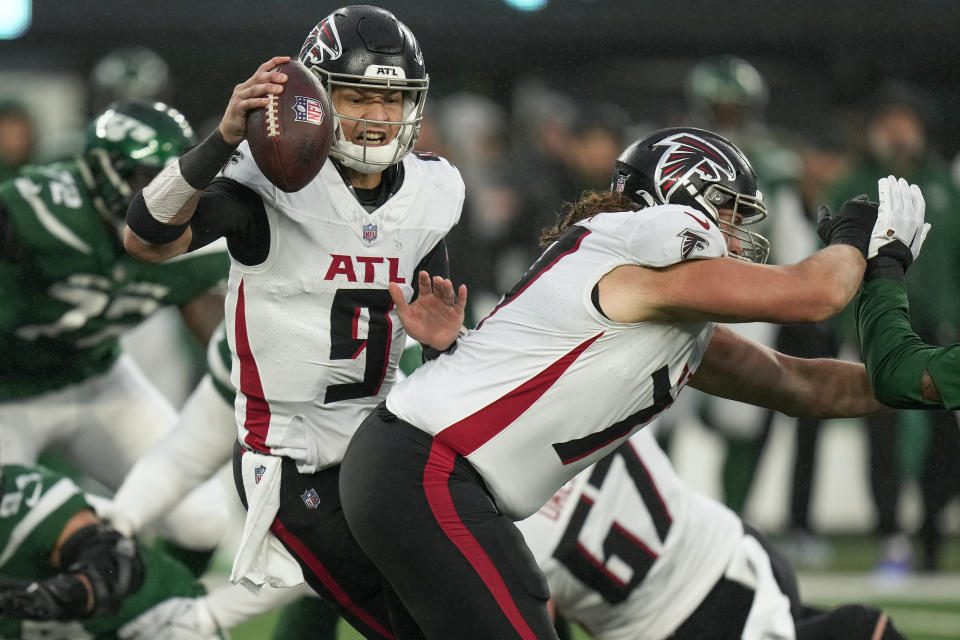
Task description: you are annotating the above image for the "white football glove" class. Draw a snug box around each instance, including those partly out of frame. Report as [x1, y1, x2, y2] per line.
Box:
[868, 175, 931, 262]
[117, 596, 225, 640]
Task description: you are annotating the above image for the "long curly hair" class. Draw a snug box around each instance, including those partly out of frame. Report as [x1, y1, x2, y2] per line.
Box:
[539, 191, 641, 247]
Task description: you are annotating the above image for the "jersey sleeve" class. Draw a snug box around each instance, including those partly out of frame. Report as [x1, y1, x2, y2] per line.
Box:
[855, 277, 960, 410]
[219, 142, 278, 200]
[411, 239, 451, 295]
[621, 205, 727, 267]
[189, 178, 270, 266]
[417, 153, 465, 231]
[0, 465, 90, 576]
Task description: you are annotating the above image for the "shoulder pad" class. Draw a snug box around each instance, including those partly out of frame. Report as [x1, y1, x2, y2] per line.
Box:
[624, 204, 727, 267]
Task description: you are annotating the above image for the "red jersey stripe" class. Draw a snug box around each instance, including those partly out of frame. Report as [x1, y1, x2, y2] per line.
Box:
[235, 279, 272, 453]
[437, 332, 603, 455]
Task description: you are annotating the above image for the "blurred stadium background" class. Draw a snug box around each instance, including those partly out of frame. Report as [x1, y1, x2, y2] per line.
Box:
[3, 1, 959, 638]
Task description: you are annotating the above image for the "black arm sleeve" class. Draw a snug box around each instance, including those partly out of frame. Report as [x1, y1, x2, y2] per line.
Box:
[414, 239, 461, 361]
[409, 238, 451, 303]
[179, 128, 238, 189]
[187, 178, 271, 265]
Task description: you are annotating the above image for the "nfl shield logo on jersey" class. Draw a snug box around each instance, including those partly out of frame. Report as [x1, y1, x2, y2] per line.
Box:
[301, 488, 321, 509]
[363, 223, 378, 242]
[255, 465, 266, 484]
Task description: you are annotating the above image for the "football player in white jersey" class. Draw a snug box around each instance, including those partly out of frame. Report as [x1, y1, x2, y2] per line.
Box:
[122, 6, 466, 638]
[517, 427, 906, 640]
[337, 127, 912, 638]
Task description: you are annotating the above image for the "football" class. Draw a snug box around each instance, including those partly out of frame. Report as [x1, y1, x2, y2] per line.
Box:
[246, 60, 335, 192]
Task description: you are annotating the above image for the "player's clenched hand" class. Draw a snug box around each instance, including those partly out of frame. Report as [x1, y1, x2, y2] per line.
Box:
[390, 271, 467, 351]
[218, 56, 290, 145]
[815, 194, 877, 257]
[868, 175, 930, 271]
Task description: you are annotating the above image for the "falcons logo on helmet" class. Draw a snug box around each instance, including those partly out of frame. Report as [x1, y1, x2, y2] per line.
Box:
[653, 133, 737, 204]
[300, 16, 343, 65]
[678, 229, 709, 259]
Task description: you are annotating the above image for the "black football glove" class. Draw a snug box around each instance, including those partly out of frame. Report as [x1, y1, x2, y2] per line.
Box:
[816, 194, 878, 257]
[0, 574, 90, 620]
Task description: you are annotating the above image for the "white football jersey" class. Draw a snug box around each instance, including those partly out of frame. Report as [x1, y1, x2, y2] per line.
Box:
[222, 146, 463, 471]
[516, 429, 743, 640]
[387, 204, 726, 519]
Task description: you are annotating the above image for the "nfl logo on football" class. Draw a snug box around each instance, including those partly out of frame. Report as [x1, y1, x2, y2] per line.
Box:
[293, 96, 325, 125]
[363, 223, 378, 242]
[301, 488, 321, 509]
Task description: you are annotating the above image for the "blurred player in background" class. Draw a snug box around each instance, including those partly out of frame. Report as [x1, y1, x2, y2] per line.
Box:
[517, 426, 906, 640]
[682, 57, 834, 541]
[338, 127, 893, 638]
[0, 461, 224, 640]
[828, 83, 960, 573]
[88, 47, 172, 116]
[0, 100, 35, 183]
[122, 5, 465, 637]
[0, 100, 230, 574]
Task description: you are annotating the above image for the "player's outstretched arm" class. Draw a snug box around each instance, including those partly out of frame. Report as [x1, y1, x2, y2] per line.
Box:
[390, 270, 468, 351]
[690, 324, 887, 419]
[855, 175, 959, 409]
[124, 56, 290, 263]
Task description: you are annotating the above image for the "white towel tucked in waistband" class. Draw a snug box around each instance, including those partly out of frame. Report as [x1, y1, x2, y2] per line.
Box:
[230, 451, 304, 594]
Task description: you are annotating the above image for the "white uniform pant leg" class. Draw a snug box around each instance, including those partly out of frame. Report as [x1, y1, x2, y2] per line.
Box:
[61, 355, 229, 550]
[110, 375, 238, 547]
[0, 402, 45, 464]
[0, 371, 93, 465]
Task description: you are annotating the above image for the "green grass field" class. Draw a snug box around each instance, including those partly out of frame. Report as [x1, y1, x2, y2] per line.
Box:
[229, 535, 960, 639]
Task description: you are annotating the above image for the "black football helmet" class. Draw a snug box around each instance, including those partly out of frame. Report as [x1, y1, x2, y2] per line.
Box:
[298, 5, 428, 173]
[611, 127, 770, 263]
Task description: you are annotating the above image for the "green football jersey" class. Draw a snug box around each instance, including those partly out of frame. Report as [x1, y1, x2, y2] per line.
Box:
[856, 277, 960, 410]
[0, 464, 207, 640]
[206, 321, 234, 406]
[0, 160, 229, 400]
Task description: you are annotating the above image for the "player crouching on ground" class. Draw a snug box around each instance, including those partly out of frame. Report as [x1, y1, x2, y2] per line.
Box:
[0, 462, 225, 639]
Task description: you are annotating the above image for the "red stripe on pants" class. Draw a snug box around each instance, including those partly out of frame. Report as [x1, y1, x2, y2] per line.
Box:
[422, 439, 538, 640]
[269, 518, 395, 640]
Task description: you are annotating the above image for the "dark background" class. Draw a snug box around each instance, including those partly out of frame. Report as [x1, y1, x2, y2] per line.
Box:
[3, 0, 959, 154]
